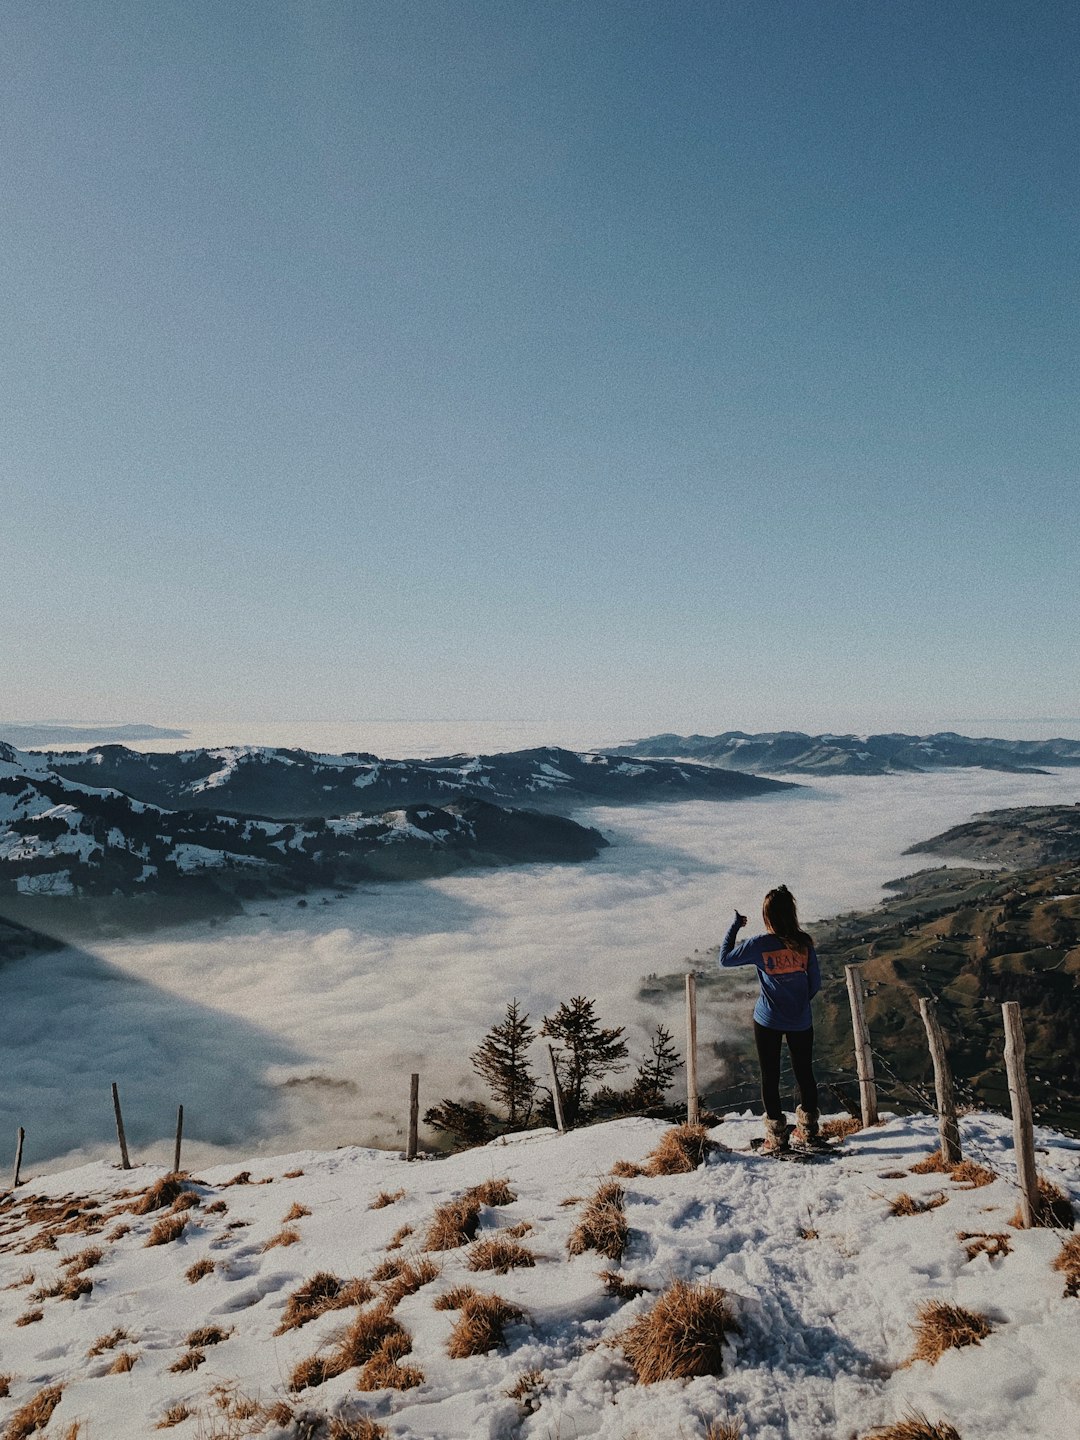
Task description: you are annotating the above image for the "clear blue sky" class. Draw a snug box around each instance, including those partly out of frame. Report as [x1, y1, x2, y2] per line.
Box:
[3, 1, 1078, 734]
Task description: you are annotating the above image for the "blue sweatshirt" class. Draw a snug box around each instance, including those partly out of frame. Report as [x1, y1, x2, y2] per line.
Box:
[718, 914, 821, 1032]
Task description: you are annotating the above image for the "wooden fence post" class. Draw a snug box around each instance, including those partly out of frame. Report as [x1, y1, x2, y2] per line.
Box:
[685, 972, 700, 1126]
[546, 1044, 567, 1133]
[406, 1074, 419, 1161]
[173, 1106, 184, 1174]
[1002, 1002, 1039, 1228]
[918, 997, 961, 1163]
[845, 965, 879, 1127]
[111, 1082, 131, 1170]
[12, 1127, 25, 1189]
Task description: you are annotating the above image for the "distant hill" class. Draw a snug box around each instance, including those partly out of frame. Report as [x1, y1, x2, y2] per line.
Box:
[0, 723, 188, 746]
[605, 730, 1080, 774]
[40, 743, 794, 818]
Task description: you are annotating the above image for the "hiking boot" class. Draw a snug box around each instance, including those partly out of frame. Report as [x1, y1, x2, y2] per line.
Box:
[793, 1106, 824, 1148]
[762, 1117, 790, 1154]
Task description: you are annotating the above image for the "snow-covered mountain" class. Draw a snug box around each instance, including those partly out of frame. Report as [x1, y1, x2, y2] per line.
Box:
[38, 744, 793, 819]
[605, 731, 1080, 775]
[0, 1111, 1075, 1439]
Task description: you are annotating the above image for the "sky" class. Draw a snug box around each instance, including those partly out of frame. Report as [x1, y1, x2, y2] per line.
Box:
[3, 1, 1078, 736]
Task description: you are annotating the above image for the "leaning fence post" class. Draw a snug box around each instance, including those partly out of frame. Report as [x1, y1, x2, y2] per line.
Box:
[173, 1106, 184, 1174]
[546, 1044, 567, 1133]
[919, 997, 961, 1163]
[685, 972, 700, 1126]
[12, 1127, 25, 1189]
[845, 965, 879, 1127]
[1002, 1001, 1039, 1227]
[111, 1082, 131, 1170]
[406, 1074, 420, 1161]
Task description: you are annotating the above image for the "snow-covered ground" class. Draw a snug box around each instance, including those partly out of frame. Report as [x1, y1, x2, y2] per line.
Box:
[1, 1111, 1076, 1440]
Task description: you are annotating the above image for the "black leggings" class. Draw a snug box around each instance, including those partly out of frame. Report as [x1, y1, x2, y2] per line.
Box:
[753, 1021, 818, 1123]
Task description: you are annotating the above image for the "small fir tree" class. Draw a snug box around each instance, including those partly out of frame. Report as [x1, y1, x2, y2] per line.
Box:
[422, 1099, 496, 1149]
[634, 1023, 681, 1109]
[470, 999, 537, 1127]
[541, 996, 628, 1123]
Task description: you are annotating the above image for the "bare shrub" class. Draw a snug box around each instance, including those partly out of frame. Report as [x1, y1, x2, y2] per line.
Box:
[5, 1385, 63, 1439]
[618, 1279, 737, 1383]
[1009, 1177, 1075, 1229]
[1052, 1233, 1080, 1297]
[598, 1269, 646, 1300]
[132, 1175, 192, 1215]
[168, 1350, 205, 1373]
[369, 1189, 405, 1210]
[107, 1351, 139, 1374]
[185, 1257, 215, 1283]
[568, 1182, 627, 1261]
[907, 1300, 992, 1365]
[958, 1230, 1012, 1262]
[821, 1115, 862, 1139]
[156, 1404, 192, 1429]
[432, 1284, 477, 1311]
[423, 1195, 482, 1251]
[446, 1291, 526, 1357]
[283, 1202, 311, 1222]
[263, 1227, 301, 1251]
[275, 1272, 374, 1333]
[643, 1124, 718, 1176]
[87, 1328, 130, 1357]
[466, 1238, 535, 1275]
[380, 1258, 440, 1309]
[888, 1192, 947, 1217]
[146, 1214, 188, 1246]
[864, 1410, 961, 1439]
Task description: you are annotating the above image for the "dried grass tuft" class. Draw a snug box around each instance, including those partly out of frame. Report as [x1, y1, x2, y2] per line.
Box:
[386, 1224, 413, 1250]
[611, 1160, 645, 1178]
[168, 1350, 205, 1373]
[275, 1271, 375, 1333]
[283, 1202, 311, 1222]
[355, 1335, 424, 1392]
[14, 1309, 43, 1326]
[32, 1272, 93, 1303]
[643, 1124, 718, 1176]
[326, 1419, 388, 1439]
[60, 1246, 103, 1273]
[598, 1269, 646, 1300]
[907, 1300, 992, 1365]
[821, 1115, 862, 1140]
[369, 1189, 405, 1210]
[468, 1178, 516, 1207]
[223, 1171, 251, 1187]
[283, 1168, 305, 1179]
[370, 1257, 404, 1284]
[432, 1284, 477, 1312]
[155, 1403, 192, 1429]
[186, 1325, 231, 1347]
[617, 1279, 738, 1383]
[185, 1257, 215, 1283]
[107, 1351, 139, 1374]
[888, 1192, 948, 1217]
[1052, 1233, 1080, 1297]
[446, 1291, 526, 1358]
[466, 1237, 536, 1275]
[910, 1151, 952, 1175]
[958, 1230, 1012, 1262]
[262, 1227, 301, 1251]
[146, 1214, 188, 1247]
[133, 1175, 193, 1215]
[568, 1182, 628, 1261]
[0, 1375, 10, 1399]
[507, 1368, 545, 1414]
[380, 1258, 440, 1309]
[704, 1421, 743, 1440]
[106, 1223, 131, 1242]
[204, 1200, 227, 1215]
[423, 1195, 482, 1251]
[558, 1194, 583, 1207]
[4, 1384, 64, 1440]
[87, 1328, 131, 1357]
[337, 1306, 409, 1372]
[864, 1409, 961, 1439]
[948, 1160, 996, 1189]
[1009, 1176, 1075, 1229]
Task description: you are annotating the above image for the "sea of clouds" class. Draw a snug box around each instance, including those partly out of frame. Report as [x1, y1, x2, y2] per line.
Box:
[4, 722, 1079, 1175]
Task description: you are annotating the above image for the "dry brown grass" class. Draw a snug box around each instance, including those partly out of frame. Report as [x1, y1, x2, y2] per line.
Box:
[186, 1324, 231, 1347]
[907, 1300, 992, 1365]
[369, 1188, 406, 1209]
[326, 1419, 388, 1440]
[503, 1219, 533, 1237]
[1, 1271, 34, 1290]
[598, 1269, 646, 1300]
[185, 1257, 215, 1283]
[798, 1227, 819, 1240]
[155, 1403, 192, 1429]
[432, 1284, 477, 1311]
[223, 1171, 252, 1187]
[617, 1279, 738, 1383]
[371, 1256, 405, 1283]
[704, 1420, 743, 1440]
[559, 1194, 584, 1207]
[380, 1258, 440, 1309]
[289, 1304, 408, 1392]
[888, 1192, 948, 1217]
[204, 1200, 227, 1215]
[275, 1272, 375, 1334]
[355, 1331, 424, 1392]
[507, 1368, 545, 1415]
[4, 1383, 64, 1439]
[611, 1159, 646, 1178]
[87, 1328, 131, 1357]
[568, 1182, 628, 1261]
[283, 1168, 305, 1179]
[466, 1237, 536, 1274]
[283, 1202, 311, 1222]
[262, 1226, 301, 1251]
[106, 1223, 131, 1242]
[909, 1151, 952, 1175]
[910, 1152, 996, 1189]
[643, 1124, 718, 1176]
[1052, 1233, 1080, 1297]
[864, 1409, 961, 1439]
[107, 1350, 139, 1374]
[386, 1224, 413, 1249]
[168, 1349, 205, 1373]
[146, 1214, 188, 1246]
[32, 1272, 93, 1303]
[0, 1375, 10, 1399]
[132, 1175, 193, 1215]
[446, 1291, 526, 1358]
[14, 1309, 42, 1326]
[60, 1245, 103, 1272]
[423, 1195, 482, 1251]
[1009, 1177, 1075, 1229]
[958, 1230, 1012, 1262]
[821, 1115, 862, 1139]
[469, 1178, 516, 1206]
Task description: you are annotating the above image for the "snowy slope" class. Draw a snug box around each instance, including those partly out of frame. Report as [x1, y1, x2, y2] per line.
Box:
[0, 1112, 1077, 1440]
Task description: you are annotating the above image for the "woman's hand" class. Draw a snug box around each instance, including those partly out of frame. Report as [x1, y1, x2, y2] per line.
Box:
[734, 911, 747, 929]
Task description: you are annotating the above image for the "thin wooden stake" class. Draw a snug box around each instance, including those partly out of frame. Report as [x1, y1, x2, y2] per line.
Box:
[406, 1073, 420, 1161]
[12, 1127, 25, 1189]
[919, 997, 961, 1164]
[685, 972, 700, 1126]
[173, 1105, 184, 1174]
[546, 1044, 567, 1133]
[844, 965, 879, 1127]
[1002, 1001, 1039, 1228]
[112, 1081, 131, 1170]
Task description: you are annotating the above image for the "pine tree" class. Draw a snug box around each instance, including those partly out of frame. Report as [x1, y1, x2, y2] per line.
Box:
[541, 996, 628, 1123]
[633, 1023, 681, 1109]
[470, 999, 537, 1126]
[422, 1099, 496, 1149]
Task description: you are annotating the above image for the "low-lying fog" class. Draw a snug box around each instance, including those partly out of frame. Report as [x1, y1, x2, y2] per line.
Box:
[7, 767, 1078, 1174]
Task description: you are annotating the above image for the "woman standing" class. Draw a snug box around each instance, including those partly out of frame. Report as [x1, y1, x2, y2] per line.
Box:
[719, 885, 821, 1153]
